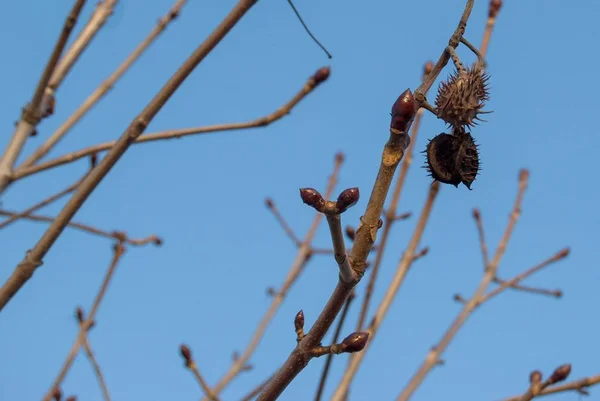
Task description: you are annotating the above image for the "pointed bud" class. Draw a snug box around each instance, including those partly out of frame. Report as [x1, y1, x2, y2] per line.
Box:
[489, 0, 503, 19]
[390, 89, 416, 132]
[294, 310, 305, 332]
[265, 197, 274, 209]
[548, 364, 571, 384]
[90, 153, 98, 169]
[335, 152, 345, 164]
[52, 387, 62, 401]
[153, 236, 163, 246]
[519, 169, 529, 183]
[43, 94, 56, 118]
[529, 370, 542, 384]
[345, 226, 356, 241]
[312, 66, 331, 85]
[472, 208, 481, 220]
[299, 188, 325, 211]
[75, 307, 84, 323]
[180, 344, 192, 366]
[557, 248, 570, 259]
[341, 332, 369, 353]
[336, 188, 359, 213]
[424, 61, 434, 78]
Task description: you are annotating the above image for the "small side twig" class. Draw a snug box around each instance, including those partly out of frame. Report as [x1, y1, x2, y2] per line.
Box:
[76, 308, 111, 401]
[501, 372, 600, 401]
[180, 345, 221, 401]
[265, 198, 300, 246]
[515, 364, 572, 401]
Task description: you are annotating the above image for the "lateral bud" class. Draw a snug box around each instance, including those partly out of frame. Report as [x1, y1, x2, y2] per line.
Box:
[341, 331, 370, 353]
[336, 188, 359, 213]
[424, 61, 434, 78]
[75, 306, 84, 323]
[548, 364, 571, 384]
[529, 370, 542, 384]
[345, 226, 356, 241]
[299, 188, 325, 211]
[265, 197, 274, 209]
[390, 89, 416, 132]
[294, 310, 305, 332]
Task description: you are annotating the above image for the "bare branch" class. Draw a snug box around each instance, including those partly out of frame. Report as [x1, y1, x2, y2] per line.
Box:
[77, 310, 111, 401]
[265, 198, 300, 246]
[0, 0, 260, 311]
[180, 345, 221, 401]
[501, 373, 600, 401]
[0, 0, 86, 194]
[492, 277, 562, 299]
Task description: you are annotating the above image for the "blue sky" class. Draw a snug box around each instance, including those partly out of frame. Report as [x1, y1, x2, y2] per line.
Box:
[0, 1, 598, 400]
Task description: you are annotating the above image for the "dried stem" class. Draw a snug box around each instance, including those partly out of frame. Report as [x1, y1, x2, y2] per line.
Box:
[42, 244, 125, 401]
[0, 0, 259, 311]
[314, 291, 355, 401]
[396, 170, 530, 401]
[80, 326, 111, 400]
[0, 0, 86, 194]
[14, 66, 330, 181]
[189, 363, 221, 401]
[21, 0, 188, 167]
[501, 373, 600, 401]
[492, 277, 561, 299]
[331, 183, 439, 401]
[480, 0, 503, 59]
[266, 198, 300, 246]
[201, 153, 343, 400]
[0, 209, 161, 247]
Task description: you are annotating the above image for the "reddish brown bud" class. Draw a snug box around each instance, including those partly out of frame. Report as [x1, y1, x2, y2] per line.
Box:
[472, 208, 481, 220]
[557, 248, 570, 259]
[65, 397, 76, 401]
[390, 89, 416, 132]
[341, 332, 369, 353]
[265, 197, 274, 209]
[294, 310, 305, 332]
[299, 188, 325, 211]
[335, 152, 345, 164]
[43, 94, 56, 118]
[423, 61, 434, 77]
[345, 226, 356, 241]
[180, 344, 192, 366]
[530, 370, 543, 384]
[52, 387, 62, 401]
[453, 293, 466, 303]
[553, 289, 563, 298]
[489, 0, 503, 19]
[90, 153, 98, 169]
[336, 188, 359, 213]
[75, 307, 84, 323]
[549, 364, 571, 384]
[153, 236, 164, 246]
[519, 169, 530, 183]
[30, 129, 38, 137]
[312, 66, 331, 85]
[266, 287, 277, 296]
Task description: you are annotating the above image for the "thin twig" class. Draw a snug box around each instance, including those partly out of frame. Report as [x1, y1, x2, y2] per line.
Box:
[14, 67, 330, 180]
[265, 198, 300, 246]
[42, 244, 125, 401]
[21, 0, 188, 167]
[188, 363, 221, 401]
[473, 209, 490, 269]
[396, 170, 529, 401]
[0, 0, 86, 194]
[201, 153, 343, 400]
[331, 183, 439, 400]
[239, 374, 275, 401]
[80, 323, 111, 401]
[0, 0, 259, 311]
[314, 291, 355, 401]
[325, 214, 355, 283]
[492, 277, 561, 299]
[500, 374, 600, 401]
[0, 209, 161, 247]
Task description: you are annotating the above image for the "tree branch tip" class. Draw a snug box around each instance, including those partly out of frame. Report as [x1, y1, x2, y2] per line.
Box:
[335, 151, 345, 164]
[553, 289, 564, 298]
[472, 208, 481, 220]
[266, 287, 277, 297]
[341, 332, 369, 353]
[453, 293, 466, 303]
[264, 197, 274, 208]
[152, 236, 164, 246]
[294, 309, 305, 332]
[390, 89, 416, 132]
[312, 66, 331, 85]
[75, 306, 85, 323]
[180, 344, 193, 366]
[395, 211, 412, 220]
[489, 0, 503, 19]
[336, 187, 360, 213]
[557, 248, 570, 259]
[519, 168, 530, 183]
[52, 387, 62, 401]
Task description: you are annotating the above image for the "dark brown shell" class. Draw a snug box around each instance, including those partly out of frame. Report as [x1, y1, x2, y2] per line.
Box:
[424, 131, 480, 189]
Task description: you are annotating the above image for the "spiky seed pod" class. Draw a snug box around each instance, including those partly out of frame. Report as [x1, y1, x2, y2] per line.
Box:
[424, 133, 462, 187]
[424, 132, 480, 189]
[435, 63, 490, 129]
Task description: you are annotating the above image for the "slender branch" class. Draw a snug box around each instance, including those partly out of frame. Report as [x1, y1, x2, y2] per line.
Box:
[492, 277, 562, 299]
[0, 210, 161, 247]
[314, 291, 355, 401]
[285, 0, 332, 58]
[201, 153, 343, 400]
[0, 0, 86, 194]
[480, 0, 503, 59]
[14, 67, 331, 181]
[325, 213, 356, 283]
[473, 209, 490, 269]
[47, 0, 119, 93]
[501, 374, 600, 401]
[265, 198, 300, 246]
[355, 61, 432, 332]
[0, 0, 259, 312]
[42, 244, 125, 401]
[21, 0, 188, 167]
[79, 322, 111, 401]
[331, 183, 439, 401]
[239, 374, 275, 401]
[396, 170, 529, 401]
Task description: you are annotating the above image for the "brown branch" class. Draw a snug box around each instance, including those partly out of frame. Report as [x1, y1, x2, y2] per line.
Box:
[355, 60, 432, 332]
[480, 0, 503, 59]
[492, 277, 562, 299]
[0, 0, 259, 311]
[331, 183, 439, 400]
[0, 209, 161, 247]
[200, 153, 343, 400]
[314, 291, 356, 401]
[180, 345, 221, 401]
[256, 3, 477, 398]
[0, 0, 86, 194]
[473, 209, 490, 269]
[14, 66, 331, 181]
[396, 170, 530, 401]
[42, 243, 125, 401]
[265, 198, 300, 246]
[77, 312, 111, 401]
[239, 374, 275, 401]
[514, 364, 573, 401]
[501, 373, 600, 401]
[21, 0, 189, 167]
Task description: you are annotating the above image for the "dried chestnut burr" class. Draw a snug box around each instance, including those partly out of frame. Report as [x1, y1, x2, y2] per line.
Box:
[424, 130, 479, 189]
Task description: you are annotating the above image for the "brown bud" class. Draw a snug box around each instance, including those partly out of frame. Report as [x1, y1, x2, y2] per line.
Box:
[153, 236, 164, 246]
[472, 208, 481, 220]
[266, 287, 277, 296]
[396, 211, 412, 220]
[519, 169, 530, 183]
[65, 397, 76, 401]
[553, 289, 563, 298]
[341, 332, 369, 353]
[335, 152, 345, 164]
[557, 248, 570, 259]
[299, 188, 325, 211]
[75, 306, 84, 323]
[180, 344, 192, 366]
[548, 364, 571, 384]
[423, 61, 434, 78]
[530, 370, 543, 384]
[336, 188, 359, 213]
[489, 0, 503, 19]
[265, 197, 274, 209]
[294, 310, 305, 332]
[111, 231, 127, 242]
[345, 226, 356, 241]
[43, 94, 56, 118]
[390, 89, 416, 132]
[312, 66, 331, 85]
[453, 293, 465, 303]
[30, 129, 38, 137]
[52, 387, 62, 401]
[90, 153, 98, 169]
